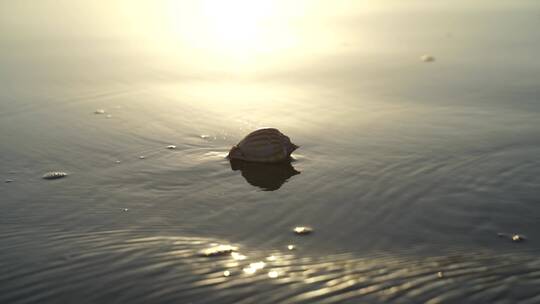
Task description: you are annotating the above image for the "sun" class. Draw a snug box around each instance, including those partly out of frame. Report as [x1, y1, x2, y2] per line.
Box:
[166, 1, 280, 52]
[199, 0, 274, 49]
[122, 0, 341, 72]
[158, 0, 299, 69]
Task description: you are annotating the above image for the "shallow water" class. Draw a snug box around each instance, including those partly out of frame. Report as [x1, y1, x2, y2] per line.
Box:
[2, 1, 540, 303]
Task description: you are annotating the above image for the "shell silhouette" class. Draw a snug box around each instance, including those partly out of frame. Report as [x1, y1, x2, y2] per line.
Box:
[228, 128, 298, 163]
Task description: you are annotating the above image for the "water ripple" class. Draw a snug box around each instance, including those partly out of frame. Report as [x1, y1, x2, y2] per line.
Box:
[1, 228, 540, 304]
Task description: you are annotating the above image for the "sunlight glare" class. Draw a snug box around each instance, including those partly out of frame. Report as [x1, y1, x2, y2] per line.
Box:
[164, 0, 297, 68]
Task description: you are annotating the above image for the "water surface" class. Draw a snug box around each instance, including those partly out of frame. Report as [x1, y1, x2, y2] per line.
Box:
[1, 1, 540, 303]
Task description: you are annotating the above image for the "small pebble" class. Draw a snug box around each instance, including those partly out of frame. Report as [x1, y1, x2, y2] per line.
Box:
[437, 271, 444, 278]
[223, 270, 231, 277]
[293, 226, 313, 235]
[42, 172, 68, 180]
[5, 179, 14, 183]
[122, 208, 129, 212]
[166, 145, 177, 150]
[94, 109, 106, 114]
[139, 156, 145, 159]
[420, 54, 435, 62]
[268, 271, 279, 278]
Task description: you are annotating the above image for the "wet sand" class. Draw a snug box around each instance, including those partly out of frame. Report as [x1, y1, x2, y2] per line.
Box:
[2, 1, 540, 303]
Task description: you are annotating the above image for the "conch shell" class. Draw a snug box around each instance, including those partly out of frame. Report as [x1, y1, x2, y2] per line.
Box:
[228, 128, 298, 163]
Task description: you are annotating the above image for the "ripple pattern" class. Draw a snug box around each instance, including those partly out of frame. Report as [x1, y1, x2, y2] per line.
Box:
[2, 228, 540, 304]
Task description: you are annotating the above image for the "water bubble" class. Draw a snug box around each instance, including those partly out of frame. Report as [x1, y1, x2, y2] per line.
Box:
[223, 270, 231, 277]
[94, 109, 106, 114]
[437, 271, 444, 278]
[122, 208, 129, 212]
[115, 160, 121, 164]
[139, 156, 145, 159]
[5, 179, 14, 183]
[287, 245, 296, 251]
[166, 145, 177, 150]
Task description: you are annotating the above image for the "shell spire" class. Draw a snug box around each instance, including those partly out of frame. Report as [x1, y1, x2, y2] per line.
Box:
[228, 128, 298, 163]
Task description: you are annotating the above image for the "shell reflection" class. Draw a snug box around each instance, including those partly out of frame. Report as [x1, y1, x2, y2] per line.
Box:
[229, 159, 300, 191]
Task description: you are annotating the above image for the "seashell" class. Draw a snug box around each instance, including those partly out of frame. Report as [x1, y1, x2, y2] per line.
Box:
[228, 128, 298, 163]
[42, 171, 68, 180]
[497, 232, 527, 242]
[293, 226, 313, 235]
[512, 234, 525, 242]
